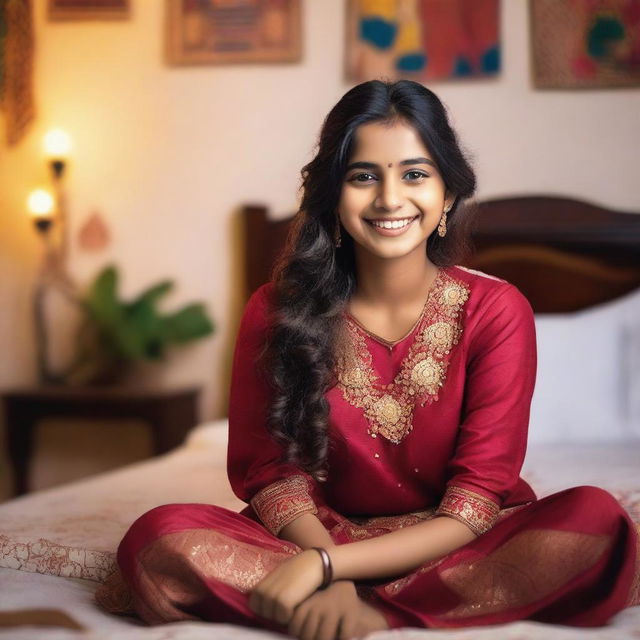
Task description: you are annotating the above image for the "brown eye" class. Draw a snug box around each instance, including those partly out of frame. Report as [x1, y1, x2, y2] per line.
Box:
[405, 170, 428, 181]
[349, 172, 376, 183]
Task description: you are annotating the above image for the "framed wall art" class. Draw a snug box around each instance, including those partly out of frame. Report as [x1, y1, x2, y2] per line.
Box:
[346, 0, 500, 83]
[531, 0, 640, 89]
[48, 0, 131, 21]
[166, 0, 301, 66]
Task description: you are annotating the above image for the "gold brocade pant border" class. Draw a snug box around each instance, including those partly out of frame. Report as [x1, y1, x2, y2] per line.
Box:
[97, 486, 640, 630]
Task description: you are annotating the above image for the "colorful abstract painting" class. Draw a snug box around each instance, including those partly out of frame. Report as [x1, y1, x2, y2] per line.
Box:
[166, 0, 301, 66]
[346, 0, 500, 83]
[531, 0, 640, 88]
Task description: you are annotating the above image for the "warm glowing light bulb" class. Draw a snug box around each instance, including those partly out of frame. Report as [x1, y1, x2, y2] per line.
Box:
[27, 189, 55, 219]
[44, 129, 72, 158]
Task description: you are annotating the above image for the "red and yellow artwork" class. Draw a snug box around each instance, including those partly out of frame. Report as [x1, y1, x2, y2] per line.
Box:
[531, 0, 640, 88]
[346, 0, 500, 83]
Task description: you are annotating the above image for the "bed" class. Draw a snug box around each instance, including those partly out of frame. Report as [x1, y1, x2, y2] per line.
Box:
[1, 195, 639, 639]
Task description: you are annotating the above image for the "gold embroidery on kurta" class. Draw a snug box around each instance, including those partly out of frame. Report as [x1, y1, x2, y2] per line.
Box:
[436, 485, 500, 536]
[335, 269, 469, 443]
[250, 475, 317, 536]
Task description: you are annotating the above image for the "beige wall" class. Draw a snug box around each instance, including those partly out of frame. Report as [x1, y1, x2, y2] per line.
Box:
[1, 1, 639, 497]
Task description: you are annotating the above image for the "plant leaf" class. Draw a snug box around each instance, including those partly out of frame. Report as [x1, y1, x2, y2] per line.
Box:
[134, 280, 174, 307]
[159, 304, 214, 344]
[85, 265, 121, 328]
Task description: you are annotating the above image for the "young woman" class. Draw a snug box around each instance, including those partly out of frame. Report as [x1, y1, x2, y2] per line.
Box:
[104, 80, 639, 639]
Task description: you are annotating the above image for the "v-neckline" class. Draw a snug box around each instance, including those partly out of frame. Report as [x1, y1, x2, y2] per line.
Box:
[344, 268, 443, 349]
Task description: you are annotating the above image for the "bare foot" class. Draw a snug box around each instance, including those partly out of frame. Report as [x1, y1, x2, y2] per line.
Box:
[351, 598, 390, 637]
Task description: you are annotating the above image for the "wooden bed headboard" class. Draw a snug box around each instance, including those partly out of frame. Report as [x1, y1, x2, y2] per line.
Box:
[242, 196, 640, 313]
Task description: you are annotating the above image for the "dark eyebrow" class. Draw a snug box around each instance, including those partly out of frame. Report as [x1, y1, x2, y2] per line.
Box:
[345, 157, 437, 171]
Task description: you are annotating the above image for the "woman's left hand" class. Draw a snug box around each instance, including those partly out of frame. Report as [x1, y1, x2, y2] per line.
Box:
[248, 549, 325, 625]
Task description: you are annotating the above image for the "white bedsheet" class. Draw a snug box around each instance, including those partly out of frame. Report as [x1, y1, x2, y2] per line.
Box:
[0, 421, 638, 639]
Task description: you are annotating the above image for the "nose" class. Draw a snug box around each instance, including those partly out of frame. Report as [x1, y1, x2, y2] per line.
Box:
[374, 176, 403, 212]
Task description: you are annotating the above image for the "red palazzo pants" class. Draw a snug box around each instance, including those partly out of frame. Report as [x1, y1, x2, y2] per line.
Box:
[101, 486, 640, 631]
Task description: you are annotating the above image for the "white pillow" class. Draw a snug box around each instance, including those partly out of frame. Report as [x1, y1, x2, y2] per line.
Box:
[529, 287, 640, 444]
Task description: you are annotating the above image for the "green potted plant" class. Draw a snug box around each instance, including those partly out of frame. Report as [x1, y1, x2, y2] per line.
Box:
[63, 265, 214, 385]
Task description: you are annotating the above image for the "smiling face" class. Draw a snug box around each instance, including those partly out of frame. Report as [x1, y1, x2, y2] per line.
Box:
[337, 119, 454, 263]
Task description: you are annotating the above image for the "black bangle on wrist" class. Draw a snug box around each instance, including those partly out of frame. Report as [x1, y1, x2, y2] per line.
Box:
[311, 547, 333, 589]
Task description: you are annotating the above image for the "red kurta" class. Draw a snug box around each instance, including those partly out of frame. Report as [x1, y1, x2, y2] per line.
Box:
[109, 266, 640, 630]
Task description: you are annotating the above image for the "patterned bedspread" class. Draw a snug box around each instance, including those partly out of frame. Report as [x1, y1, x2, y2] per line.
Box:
[1, 421, 638, 639]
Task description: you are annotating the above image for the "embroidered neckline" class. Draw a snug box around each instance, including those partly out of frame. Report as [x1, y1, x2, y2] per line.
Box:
[335, 268, 470, 444]
[344, 268, 440, 348]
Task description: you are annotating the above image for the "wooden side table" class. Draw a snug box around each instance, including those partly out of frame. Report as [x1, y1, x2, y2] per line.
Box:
[2, 386, 200, 497]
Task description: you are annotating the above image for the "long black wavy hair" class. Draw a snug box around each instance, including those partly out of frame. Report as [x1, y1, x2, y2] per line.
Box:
[261, 80, 477, 481]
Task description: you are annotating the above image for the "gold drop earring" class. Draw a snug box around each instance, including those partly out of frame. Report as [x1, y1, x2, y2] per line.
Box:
[438, 206, 450, 238]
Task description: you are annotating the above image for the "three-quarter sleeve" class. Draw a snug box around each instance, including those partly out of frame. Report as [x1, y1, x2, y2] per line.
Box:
[435, 283, 537, 536]
[226, 284, 318, 536]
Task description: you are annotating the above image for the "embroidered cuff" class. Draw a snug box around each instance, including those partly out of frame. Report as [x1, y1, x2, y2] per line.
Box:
[250, 475, 317, 536]
[435, 485, 500, 536]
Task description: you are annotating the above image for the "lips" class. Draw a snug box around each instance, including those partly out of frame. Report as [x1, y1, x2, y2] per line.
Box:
[364, 214, 420, 230]
[362, 213, 422, 237]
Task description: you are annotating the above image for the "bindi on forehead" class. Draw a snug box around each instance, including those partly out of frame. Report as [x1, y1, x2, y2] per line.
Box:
[388, 163, 393, 168]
